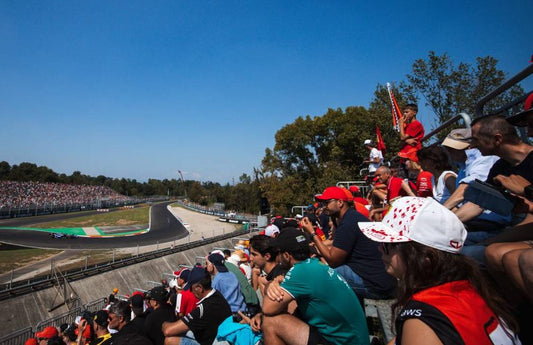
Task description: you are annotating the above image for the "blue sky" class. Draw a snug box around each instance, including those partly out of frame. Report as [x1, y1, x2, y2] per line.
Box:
[1, 1, 532, 184]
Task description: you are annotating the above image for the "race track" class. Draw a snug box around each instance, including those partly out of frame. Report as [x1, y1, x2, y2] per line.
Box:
[0, 201, 188, 249]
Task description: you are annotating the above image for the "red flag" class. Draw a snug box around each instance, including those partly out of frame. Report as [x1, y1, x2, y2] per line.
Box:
[376, 125, 386, 153]
[387, 83, 403, 132]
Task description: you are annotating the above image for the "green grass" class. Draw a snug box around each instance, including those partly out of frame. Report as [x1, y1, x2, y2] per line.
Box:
[0, 247, 61, 274]
[26, 205, 151, 228]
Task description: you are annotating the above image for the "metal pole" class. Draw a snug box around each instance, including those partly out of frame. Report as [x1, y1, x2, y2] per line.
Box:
[9, 268, 14, 289]
[85, 256, 88, 270]
[112, 249, 115, 263]
[137, 244, 139, 257]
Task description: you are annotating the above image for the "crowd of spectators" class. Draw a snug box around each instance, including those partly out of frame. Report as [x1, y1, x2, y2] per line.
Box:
[0, 181, 131, 210]
[19, 100, 533, 345]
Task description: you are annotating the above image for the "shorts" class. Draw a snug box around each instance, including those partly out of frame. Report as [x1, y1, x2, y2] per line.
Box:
[307, 326, 334, 345]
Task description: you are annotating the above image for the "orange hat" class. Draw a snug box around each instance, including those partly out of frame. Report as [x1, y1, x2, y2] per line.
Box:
[398, 150, 418, 162]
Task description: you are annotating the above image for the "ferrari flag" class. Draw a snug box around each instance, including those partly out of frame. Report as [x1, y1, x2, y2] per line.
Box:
[387, 82, 403, 132]
[376, 125, 386, 153]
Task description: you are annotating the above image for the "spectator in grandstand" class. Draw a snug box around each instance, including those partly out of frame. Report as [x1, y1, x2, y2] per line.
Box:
[349, 185, 369, 206]
[264, 224, 280, 238]
[399, 150, 434, 197]
[398, 103, 425, 177]
[108, 288, 119, 304]
[211, 249, 260, 311]
[46, 336, 66, 345]
[417, 145, 457, 204]
[369, 166, 415, 220]
[172, 268, 200, 318]
[363, 139, 383, 179]
[163, 267, 232, 345]
[206, 253, 247, 313]
[25, 338, 37, 345]
[35, 326, 58, 345]
[260, 227, 369, 345]
[301, 186, 396, 299]
[144, 286, 177, 345]
[109, 301, 152, 345]
[249, 234, 287, 294]
[358, 197, 520, 345]
[89, 310, 112, 345]
[130, 293, 149, 332]
[452, 116, 533, 223]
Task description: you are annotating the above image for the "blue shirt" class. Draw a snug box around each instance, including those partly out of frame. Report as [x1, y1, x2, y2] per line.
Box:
[212, 272, 246, 312]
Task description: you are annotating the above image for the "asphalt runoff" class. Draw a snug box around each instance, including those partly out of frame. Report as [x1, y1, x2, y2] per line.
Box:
[0, 201, 188, 249]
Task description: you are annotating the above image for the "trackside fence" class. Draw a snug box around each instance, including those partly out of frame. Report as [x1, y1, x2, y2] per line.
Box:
[0, 327, 33, 345]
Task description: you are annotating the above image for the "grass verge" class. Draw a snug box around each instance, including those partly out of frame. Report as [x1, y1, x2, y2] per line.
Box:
[0, 246, 61, 274]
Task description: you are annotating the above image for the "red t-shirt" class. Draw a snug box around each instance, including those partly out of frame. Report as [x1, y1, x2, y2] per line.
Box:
[176, 289, 199, 316]
[416, 171, 434, 198]
[354, 202, 370, 218]
[387, 176, 409, 202]
[353, 197, 369, 205]
[399, 119, 424, 154]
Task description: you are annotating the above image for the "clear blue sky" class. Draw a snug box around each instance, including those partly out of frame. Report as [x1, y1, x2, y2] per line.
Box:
[1, 1, 532, 184]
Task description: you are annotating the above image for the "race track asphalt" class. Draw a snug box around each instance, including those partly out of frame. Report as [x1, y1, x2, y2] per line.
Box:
[0, 201, 188, 249]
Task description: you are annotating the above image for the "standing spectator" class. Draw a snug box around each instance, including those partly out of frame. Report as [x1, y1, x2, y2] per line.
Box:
[398, 104, 425, 177]
[130, 293, 148, 333]
[144, 286, 177, 345]
[261, 228, 370, 345]
[163, 267, 232, 345]
[35, 326, 58, 345]
[90, 310, 112, 345]
[363, 139, 383, 179]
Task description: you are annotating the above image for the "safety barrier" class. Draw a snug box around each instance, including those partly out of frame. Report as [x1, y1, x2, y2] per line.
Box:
[0, 327, 33, 345]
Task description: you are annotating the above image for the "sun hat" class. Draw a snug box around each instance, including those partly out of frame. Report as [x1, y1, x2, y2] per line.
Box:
[358, 197, 467, 253]
[315, 186, 352, 202]
[441, 128, 471, 150]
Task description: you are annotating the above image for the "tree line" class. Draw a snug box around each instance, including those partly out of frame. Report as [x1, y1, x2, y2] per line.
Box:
[2, 52, 524, 215]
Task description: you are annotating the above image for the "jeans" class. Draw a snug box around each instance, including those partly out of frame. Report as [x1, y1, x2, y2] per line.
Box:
[179, 331, 201, 345]
[334, 265, 384, 299]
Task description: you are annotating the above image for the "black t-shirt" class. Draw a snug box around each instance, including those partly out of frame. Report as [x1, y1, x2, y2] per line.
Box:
[265, 263, 288, 281]
[143, 303, 177, 345]
[486, 151, 533, 184]
[182, 290, 232, 345]
[332, 207, 396, 296]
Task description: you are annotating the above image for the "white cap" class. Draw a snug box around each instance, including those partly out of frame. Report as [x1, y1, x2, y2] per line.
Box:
[358, 197, 466, 253]
[364, 139, 373, 145]
[264, 224, 280, 237]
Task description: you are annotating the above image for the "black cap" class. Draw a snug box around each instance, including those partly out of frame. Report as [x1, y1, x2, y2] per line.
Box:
[275, 227, 309, 253]
[183, 266, 209, 291]
[146, 286, 168, 303]
[206, 253, 228, 272]
[93, 310, 108, 328]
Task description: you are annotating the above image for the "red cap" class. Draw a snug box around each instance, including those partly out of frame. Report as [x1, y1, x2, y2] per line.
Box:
[398, 150, 419, 162]
[315, 187, 352, 201]
[348, 185, 359, 193]
[35, 326, 58, 339]
[25, 339, 38, 345]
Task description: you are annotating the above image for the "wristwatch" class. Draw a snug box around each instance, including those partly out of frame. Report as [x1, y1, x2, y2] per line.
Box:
[524, 184, 533, 201]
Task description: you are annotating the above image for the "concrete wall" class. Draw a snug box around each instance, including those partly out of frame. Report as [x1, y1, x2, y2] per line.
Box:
[0, 236, 242, 337]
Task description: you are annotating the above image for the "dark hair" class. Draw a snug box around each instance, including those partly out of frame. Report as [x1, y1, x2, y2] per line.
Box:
[223, 249, 231, 257]
[288, 246, 310, 261]
[109, 301, 131, 322]
[417, 145, 453, 176]
[62, 324, 76, 341]
[391, 242, 518, 332]
[250, 235, 279, 262]
[471, 115, 521, 144]
[197, 271, 212, 290]
[403, 103, 418, 112]
[47, 336, 66, 345]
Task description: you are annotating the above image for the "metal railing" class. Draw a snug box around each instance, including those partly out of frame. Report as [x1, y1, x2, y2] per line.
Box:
[35, 307, 82, 335]
[0, 327, 33, 345]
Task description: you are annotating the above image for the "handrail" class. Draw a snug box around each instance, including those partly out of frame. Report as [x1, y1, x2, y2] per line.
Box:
[421, 113, 471, 143]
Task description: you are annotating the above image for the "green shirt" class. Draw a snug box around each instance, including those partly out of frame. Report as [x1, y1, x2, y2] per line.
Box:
[281, 257, 369, 345]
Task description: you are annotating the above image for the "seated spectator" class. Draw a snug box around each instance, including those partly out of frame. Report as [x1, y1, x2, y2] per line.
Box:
[163, 267, 232, 345]
[417, 145, 457, 203]
[144, 286, 177, 345]
[399, 151, 434, 198]
[260, 228, 369, 345]
[35, 326, 58, 345]
[109, 301, 152, 345]
[206, 253, 247, 313]
[301, 186, 396, 299]
[172, 269, 199, 318]
[130, 293, 149, 332]
[369, 166, 415, 220]
[264, 224, 280, 238]
[358, 197, 520, 344]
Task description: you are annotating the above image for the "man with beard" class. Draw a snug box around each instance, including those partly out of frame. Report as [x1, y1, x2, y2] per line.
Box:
[260, 227, 369, 345]
[300, 186, 396, 299]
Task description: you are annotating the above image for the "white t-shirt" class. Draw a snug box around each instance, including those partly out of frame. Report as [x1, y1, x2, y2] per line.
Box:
[368, 148, 383, 172]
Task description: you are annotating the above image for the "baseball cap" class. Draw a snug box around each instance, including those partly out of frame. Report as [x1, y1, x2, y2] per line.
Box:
[358, 197, 466, 253]
[146, 286, 168, 303]
[398, 150, 419, 162]
[315, 186, 352, 201]
[130, 293, 145, 309]
[275, 227, 310, 253]
[349, 185, 359, 193]
[364, 139, 373, 146]
[264, 224, 280, 237]
[183, 266, 209, 291]
[506, 93, 533, 127]
[93, 310, 109, 328]
[441, 128, 471, 150]
[178, 268, 191, 281]
[36, 326, 58, 339]
[207, 253, 228, 272]
[25, 339, 37, 345]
